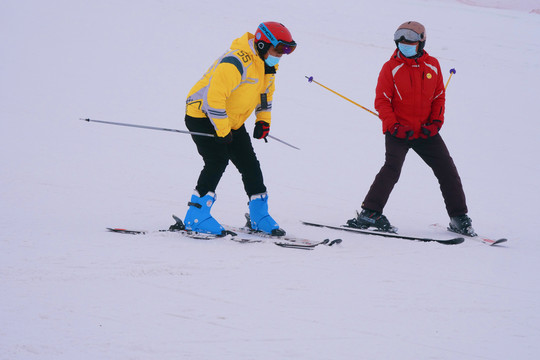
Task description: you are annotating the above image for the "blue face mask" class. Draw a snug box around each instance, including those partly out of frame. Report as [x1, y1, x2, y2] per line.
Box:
[398, 43, 418, 58]
[265, 54, 280, 67]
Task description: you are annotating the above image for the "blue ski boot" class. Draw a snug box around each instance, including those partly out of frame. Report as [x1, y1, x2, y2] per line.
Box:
[248, 192, 285, 236]
[184, 191, 226, 235]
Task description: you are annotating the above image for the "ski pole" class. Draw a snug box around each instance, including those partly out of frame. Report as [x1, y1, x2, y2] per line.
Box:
[267, 134, 300, 150]
[80, 118, 214, 137]
[80, 118, 300, 150]
[305, 76, 379, 117]
[445, 68, 456, 90]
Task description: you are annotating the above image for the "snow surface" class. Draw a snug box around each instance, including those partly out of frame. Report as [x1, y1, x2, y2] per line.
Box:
[1, 0, 540, 359]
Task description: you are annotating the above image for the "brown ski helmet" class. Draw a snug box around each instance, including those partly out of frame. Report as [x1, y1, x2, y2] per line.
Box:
[394, 21, 426, 52]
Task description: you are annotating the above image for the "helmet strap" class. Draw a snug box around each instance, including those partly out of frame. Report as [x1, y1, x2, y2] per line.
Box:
[256, 41, 271, 59]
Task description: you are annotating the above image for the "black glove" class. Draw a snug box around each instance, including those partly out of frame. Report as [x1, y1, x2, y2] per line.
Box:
[215, 131, 233, 144]
[420, 120, 442, 138]
[253, 121, 270, 140]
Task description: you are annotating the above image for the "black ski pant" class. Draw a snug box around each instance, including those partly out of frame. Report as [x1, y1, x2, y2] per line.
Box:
[362, 133, 468, 217]
[185, 115, 266, 198]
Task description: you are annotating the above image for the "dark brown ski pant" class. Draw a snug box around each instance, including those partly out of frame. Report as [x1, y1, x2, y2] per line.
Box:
[362, 133, 468, 217]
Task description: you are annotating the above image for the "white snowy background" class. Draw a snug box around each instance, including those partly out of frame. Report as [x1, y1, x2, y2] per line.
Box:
[2, 0, 540, 359]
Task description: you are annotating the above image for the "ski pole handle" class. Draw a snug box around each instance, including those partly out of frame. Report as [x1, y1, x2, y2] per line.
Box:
[445, 68, 456, 90]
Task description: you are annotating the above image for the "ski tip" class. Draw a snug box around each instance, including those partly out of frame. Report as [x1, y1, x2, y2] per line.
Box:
[482, 238, 508, 246]
[328, 239, 343, 246]
[107, 227, 129, 232]
[107, 227, 146, 235]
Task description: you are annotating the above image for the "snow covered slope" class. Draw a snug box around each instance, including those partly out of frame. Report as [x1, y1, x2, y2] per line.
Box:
[1, 0, 539, 359]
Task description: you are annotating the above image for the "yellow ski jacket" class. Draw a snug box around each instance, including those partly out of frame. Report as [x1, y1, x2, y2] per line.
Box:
[186, 32, 276, 138]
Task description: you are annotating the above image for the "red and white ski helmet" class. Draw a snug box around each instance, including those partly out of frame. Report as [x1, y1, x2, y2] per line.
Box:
[255, 22, 297, 56]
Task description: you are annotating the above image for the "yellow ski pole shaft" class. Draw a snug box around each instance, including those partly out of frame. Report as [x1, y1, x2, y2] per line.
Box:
[445, 68, 456, 90]
[305, 76, 379, 117]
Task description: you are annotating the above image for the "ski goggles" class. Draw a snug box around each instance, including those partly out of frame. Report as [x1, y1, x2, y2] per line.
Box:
[258, 23, 297, 54]
[274, 40, 297, 55]
[394, 28, 424, 43]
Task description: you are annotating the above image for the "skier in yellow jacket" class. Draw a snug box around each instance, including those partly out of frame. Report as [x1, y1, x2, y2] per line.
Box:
[181, 22, 296, 236]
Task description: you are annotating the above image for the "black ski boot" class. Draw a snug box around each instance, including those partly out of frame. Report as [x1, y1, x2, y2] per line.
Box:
[448, 214, 477, 236]
[347, 209, 397, 233]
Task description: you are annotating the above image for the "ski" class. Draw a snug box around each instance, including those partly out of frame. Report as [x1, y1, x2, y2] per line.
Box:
[107, 215, 342, 250]
[228, 227, 341, 247]
[107, 226, 330, 250]
[223, 214, 342, 248]
[106, 227, 236, 240]
[173, 214, 342, 249]
[107, 226, 321, 249]
[430, 224, 508, 246]
[301, 220, 465, 245]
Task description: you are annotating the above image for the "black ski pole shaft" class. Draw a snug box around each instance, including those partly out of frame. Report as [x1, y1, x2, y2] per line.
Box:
[80, 118, 215, 138]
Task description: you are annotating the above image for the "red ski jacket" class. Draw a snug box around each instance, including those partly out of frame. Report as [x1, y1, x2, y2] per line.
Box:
[374, 49, 445, 139]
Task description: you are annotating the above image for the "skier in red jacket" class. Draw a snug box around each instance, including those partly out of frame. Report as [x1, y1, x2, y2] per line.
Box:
[347, 21, 476, 236]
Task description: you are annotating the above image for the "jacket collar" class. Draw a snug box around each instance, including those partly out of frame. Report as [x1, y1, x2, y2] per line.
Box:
[247, 34, 277, 74]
